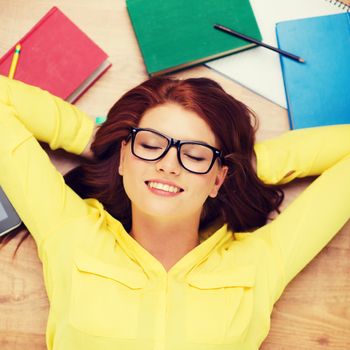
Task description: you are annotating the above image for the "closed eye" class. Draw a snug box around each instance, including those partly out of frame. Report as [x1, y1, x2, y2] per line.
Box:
[184, 154, 206, 161]
[141, 143, 162, 150]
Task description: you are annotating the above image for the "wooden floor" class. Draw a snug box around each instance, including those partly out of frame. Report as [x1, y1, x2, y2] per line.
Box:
[0, 1, 349, 349]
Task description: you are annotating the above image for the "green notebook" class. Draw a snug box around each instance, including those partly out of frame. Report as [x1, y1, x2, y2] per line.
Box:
[126, 0, 261, 76]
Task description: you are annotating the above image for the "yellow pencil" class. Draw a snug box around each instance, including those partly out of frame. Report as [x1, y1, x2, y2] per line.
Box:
[8, 43, 21, 79]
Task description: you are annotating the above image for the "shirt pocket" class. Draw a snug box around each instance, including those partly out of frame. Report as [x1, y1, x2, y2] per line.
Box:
[185, 265, 256, 344]
[69, 250, 148, 338]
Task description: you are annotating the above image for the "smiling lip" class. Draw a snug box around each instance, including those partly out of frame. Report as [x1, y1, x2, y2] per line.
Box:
[145, 179, 184, 191]
[144, 180, 184, 197]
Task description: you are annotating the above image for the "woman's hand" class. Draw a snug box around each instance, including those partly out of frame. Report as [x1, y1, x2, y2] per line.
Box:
[81, 125, 98, 159]
[251, 150, 257, 173]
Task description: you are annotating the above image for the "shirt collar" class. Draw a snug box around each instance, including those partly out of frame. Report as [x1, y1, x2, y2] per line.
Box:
[105, 212, 232, 278]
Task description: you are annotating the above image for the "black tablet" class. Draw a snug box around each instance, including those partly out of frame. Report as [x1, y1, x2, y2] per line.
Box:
[0, 186, 22, 237]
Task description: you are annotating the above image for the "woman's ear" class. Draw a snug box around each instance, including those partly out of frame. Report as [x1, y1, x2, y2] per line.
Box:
[209, 165, 228, 198]
[119, 140, 127, 176]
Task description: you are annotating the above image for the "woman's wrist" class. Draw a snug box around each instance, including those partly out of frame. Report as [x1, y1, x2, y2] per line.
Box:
[81, 124, 98, 159]
[251, 150, 257, 173]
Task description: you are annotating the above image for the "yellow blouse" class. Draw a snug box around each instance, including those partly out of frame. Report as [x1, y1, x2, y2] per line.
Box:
[1, 76, 349, 350]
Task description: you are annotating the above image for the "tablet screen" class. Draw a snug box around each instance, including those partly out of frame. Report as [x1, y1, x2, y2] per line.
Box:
[0, 187, 22, 236]
[0, 201, 7, 222]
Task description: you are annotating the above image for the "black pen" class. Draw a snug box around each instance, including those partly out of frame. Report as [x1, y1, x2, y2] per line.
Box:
[214, 24, 305, 63]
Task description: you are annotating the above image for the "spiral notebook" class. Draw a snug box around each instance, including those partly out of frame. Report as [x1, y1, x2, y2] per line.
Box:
[276, 13, 350, 129]
[205, 0, 350, 108]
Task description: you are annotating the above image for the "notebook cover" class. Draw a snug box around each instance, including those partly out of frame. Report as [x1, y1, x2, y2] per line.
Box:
[205, 0, 349, 108]
[276, 13, 350, 129]
[0, 6, 111, 103]
[126, 0, 261, 76]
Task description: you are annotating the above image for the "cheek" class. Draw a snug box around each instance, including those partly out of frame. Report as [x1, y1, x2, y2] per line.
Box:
[189, 174, 216, 200]
[121, 157, 145, 196]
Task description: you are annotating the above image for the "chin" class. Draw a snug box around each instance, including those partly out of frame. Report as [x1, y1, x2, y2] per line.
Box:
[144, 203, 201, 221]
[144, 208, 183, 219]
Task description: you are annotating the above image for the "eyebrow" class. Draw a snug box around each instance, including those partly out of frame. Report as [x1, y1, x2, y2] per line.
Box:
[145, 127, 215, 146]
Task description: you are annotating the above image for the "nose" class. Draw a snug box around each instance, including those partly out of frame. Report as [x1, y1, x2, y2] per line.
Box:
[155, 146, 181, 175]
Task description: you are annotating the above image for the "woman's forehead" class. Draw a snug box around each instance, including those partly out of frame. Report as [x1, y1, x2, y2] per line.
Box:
[138, 103, 218, 146]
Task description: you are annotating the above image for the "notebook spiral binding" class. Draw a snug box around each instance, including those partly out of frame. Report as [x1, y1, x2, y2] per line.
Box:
[326, 0, 350, 11]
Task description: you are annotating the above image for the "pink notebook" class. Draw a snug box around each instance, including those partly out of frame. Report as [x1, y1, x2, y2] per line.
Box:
[0, 6, 111, 103]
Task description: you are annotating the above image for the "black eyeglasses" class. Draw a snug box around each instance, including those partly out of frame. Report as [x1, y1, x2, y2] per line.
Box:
[126, 127, 224, 174]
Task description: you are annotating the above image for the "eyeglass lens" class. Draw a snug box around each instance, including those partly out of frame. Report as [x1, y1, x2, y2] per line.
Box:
[133, 130, 215, 173]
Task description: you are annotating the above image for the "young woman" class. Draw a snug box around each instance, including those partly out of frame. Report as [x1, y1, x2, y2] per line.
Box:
[0, 75, 349, 350]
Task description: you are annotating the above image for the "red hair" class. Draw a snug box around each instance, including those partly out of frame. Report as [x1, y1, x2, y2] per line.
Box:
[1, 77, 284, 254]
[65, 77, 284, 233]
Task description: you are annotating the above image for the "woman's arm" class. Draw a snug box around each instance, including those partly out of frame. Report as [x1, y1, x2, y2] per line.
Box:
[254, 125, 350, 185]
[0, 78, 94, 252]
[0, 76, 94, 155]
[252, 125, 350, 295]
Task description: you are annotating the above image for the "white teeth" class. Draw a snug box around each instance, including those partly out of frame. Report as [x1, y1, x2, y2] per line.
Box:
[147, 181, 181, 193]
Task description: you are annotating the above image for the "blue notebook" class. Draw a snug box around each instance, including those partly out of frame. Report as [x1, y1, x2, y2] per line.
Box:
[276, 13, 350, 129]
